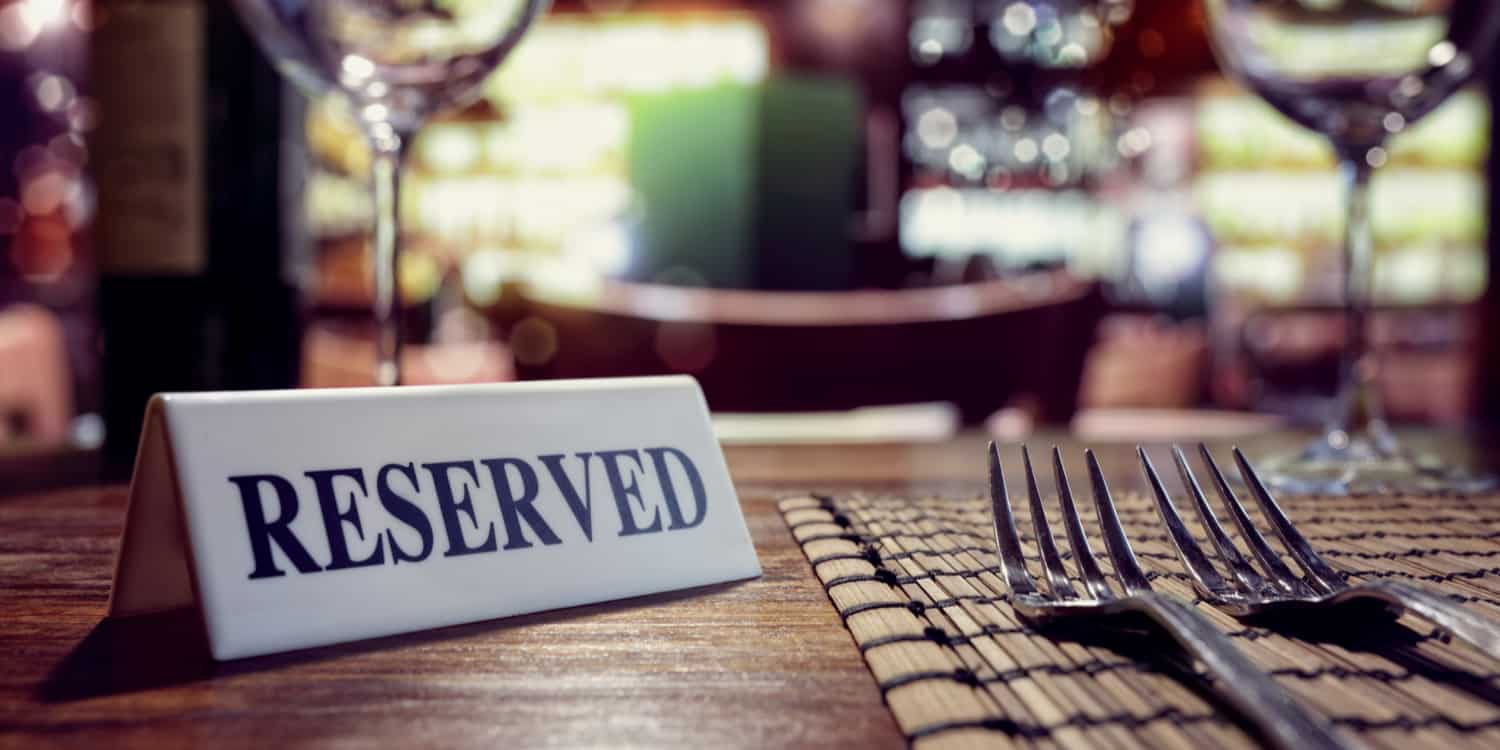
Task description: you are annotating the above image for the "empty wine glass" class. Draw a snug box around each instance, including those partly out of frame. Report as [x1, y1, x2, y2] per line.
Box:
[1203, 0, 1500, 494]
[231, 0, 551, 386]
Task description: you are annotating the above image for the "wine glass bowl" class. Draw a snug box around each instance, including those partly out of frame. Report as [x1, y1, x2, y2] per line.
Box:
[230, 0, 549, 386]
[235, 0, 547, 124]
[1206, 0, 1500, 157]
[1202, 0, 1500, 494]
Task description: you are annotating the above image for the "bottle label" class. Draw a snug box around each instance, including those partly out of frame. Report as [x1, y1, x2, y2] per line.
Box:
[92, 0, 206, 275]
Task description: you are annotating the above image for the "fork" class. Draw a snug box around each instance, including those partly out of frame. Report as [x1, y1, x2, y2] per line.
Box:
[1140, 444, 1500, 662]
[988, 442, 1355, 750]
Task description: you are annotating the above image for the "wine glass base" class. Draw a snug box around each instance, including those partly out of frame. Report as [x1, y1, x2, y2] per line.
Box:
[1260, 429, 1497, 496]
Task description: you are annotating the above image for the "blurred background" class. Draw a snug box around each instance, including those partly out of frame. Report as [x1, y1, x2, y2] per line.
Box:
[2, 0, 1499, 480]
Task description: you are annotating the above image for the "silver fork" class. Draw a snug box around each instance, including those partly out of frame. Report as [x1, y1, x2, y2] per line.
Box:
[1141, 444, 1500, 662]
[988, 442, 1356, 750]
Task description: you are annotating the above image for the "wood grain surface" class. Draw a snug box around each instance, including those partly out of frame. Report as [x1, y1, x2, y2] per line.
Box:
[1, 434, 1492, 748]
[3, 441, 967, 749]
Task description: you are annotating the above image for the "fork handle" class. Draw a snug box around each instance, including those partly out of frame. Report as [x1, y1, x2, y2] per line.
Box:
[1134, 593, 1360, 750]
[1331, 581, 1500, 661]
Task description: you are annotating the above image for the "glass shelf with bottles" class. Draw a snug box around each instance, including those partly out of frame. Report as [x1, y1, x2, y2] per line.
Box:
[301, 12, 771, 316]
[1194, 81, 1490, 421]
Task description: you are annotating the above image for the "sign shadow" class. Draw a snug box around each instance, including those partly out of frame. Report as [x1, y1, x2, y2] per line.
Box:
[37, 578, 750, 703]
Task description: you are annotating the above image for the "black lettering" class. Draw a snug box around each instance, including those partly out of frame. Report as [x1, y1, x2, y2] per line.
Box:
[422, 460, 498, 557]
[306, 468, 385, 571]
[376, 463, 434, 564]
[539, 453, 595, 541]
[598, 450, 662, 536]
[645, 447, 709, 530]
[228, 474, 323, 579]
[479, 458, 561, 550]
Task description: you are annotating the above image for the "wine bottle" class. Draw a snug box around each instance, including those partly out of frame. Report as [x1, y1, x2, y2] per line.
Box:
[91, 0, 302, 477]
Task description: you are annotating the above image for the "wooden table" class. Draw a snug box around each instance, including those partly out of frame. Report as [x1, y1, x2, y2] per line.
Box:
[0, 435, 1488, 748]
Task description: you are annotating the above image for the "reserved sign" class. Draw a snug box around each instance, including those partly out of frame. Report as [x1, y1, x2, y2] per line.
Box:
[108, 376, 761, 660]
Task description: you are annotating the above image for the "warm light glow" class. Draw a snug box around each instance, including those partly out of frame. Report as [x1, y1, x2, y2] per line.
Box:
[0, 4, 40, 50]
[1249, 14, 1445, 78]
[65, 96, 96, 132]
[486, 17, 768, 103]
[947, 144, 984, 179]
[398, 251, 441, 304]
[340, 55, 375, 83]
[20, 0, 66, 29]
[988, 0, 1113, 68]
[1134, 215, 1207, 296]
[1002, 3, 1036, 36]
[1195, 83, 1492, 285]
[405, 175, 631, 244]
[415, 123, 483, 174]
[910, 16, 970, 65]
[1013, 138, 1039, 163]
[1215, 247, 1304, 304]
[305, 12, 771, 300]
[0, 0, 67, 49]
[305, 170, 372, 237]
[20, 171, 69, 215]
[480, 102, 628, 173]
[509, 316, 559, 366]
[1042, 133, 1071, 161]
[900, 187, 1126, 277]
[1117, 127, 1152, 158]
[11, 213, 74, 283]
[522, 256, 603, 304]
[461, 248, 518, 307]
[1198, 168, 1488, 304]
[30, 72, 73, 113]
[562, 222, 631, 276]
[915, 107, 957, 149]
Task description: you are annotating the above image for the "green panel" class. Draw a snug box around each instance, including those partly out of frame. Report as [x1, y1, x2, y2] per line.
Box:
[627, 84, 760, 288]
[754, 75, 860, 291]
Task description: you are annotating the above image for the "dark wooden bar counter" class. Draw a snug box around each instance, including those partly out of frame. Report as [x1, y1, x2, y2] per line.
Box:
[1, 434, 1494, 748]
[2, 440, 1015, 749]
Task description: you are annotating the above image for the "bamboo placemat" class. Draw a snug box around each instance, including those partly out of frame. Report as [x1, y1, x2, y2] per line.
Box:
[781, 489, 1500, 750]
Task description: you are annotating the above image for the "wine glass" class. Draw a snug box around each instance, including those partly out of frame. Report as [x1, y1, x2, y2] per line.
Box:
[1202, 0, 1500, 494]
[231, 0, 551, 386]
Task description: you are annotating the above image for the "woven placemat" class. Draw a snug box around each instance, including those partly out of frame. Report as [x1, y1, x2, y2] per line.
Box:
[781, 489, 1500, 750]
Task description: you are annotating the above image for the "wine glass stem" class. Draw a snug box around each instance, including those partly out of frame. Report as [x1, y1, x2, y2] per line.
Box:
[1332, 154, 1383, 444]
[368, 130, 409, 387]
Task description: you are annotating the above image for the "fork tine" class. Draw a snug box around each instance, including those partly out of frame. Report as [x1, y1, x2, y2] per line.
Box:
[1232, 447, 1345, 594]
[1052, 447, 1112, 599]
[1139, 447, 1233, 598]
[1084, 449, 1153, 595]
[988, 442, 1040, 598]
[1024, 445, 1078, 599]
[1170, 445, 1269, 595]
[1197, 445, 1308, 595]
